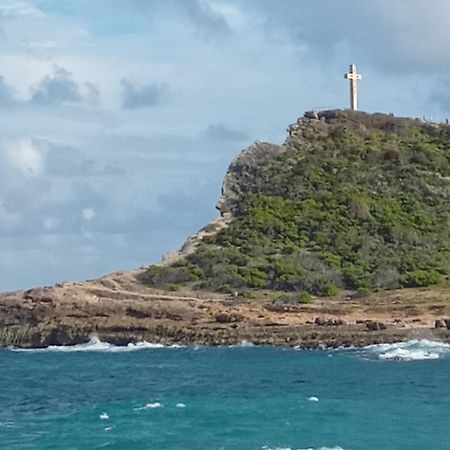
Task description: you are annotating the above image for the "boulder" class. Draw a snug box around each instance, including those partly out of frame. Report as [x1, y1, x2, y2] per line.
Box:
[435, 319, 446, 329]
[365, 320, 386, 331]
[215, 313, 240, 324]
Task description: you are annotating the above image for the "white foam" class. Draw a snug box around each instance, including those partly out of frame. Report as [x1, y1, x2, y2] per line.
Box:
[176, 403, 186, 408]
[308, 396, 319, 402]
[365, 339, 450, 361]
[0, 421, 14, 428]
[134, 402, 163, 410]
[229, 341, 255, 348]
[10, 337, 169, 353]
[145, 402, 162, 409]
[99, 412, 109, 420]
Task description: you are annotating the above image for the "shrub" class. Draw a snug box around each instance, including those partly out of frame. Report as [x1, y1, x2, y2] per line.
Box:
[400, 270, 443, 288]
[318, 283, 339, 297]
[144, 265, 194, 286]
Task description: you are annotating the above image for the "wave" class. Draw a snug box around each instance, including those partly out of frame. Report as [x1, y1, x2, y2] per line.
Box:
[228, 341, 255, 348]
[134, 402, 163, 410]
[10, 337, 173, 353]
[364, 339, 450, 361]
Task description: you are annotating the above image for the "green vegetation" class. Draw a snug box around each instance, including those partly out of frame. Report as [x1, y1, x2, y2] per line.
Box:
[146, 111, 450, 296]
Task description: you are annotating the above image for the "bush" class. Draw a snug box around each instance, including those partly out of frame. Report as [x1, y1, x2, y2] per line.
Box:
[400, 270, 443, 288]
[299, 291, 313, 303]
[144, 265, 194, 286]
[318, 283, 339, 297]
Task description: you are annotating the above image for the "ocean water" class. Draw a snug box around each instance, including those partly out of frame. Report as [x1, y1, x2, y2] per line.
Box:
[1, 339, 449, 450]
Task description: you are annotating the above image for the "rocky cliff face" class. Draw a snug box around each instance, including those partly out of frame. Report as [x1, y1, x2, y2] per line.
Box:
[216, 141, 286, 219]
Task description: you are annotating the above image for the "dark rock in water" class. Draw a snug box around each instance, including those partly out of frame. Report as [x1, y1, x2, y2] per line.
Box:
[435, 319, 446, 328]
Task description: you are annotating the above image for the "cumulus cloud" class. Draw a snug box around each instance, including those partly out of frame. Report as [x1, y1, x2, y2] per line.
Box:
[29, 67, 101, 107]
[30, 67, 82, 105]
[120, 79, 169, 109]
[204, 123, 249, 141]
[3, 137, 44, 177]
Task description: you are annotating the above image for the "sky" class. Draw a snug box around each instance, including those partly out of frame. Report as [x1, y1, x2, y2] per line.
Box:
[1, 0, 450, 291]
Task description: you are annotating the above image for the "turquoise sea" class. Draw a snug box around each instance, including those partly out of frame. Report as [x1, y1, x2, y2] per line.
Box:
[0, 339, 449, 450]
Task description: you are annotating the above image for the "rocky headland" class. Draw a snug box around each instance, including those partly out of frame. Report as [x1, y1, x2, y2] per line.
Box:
[1, 110, 449, 348]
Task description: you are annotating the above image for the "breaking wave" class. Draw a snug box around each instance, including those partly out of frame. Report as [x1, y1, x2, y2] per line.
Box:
[364, 339, 450, 361]
[10, 337, 172, 353]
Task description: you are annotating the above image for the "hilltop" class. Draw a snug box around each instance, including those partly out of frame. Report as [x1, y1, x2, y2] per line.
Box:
[0, 110, 449, 348]
[147, 110, 450, 297]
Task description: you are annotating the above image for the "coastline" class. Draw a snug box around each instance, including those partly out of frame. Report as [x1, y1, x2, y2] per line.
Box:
[1, 269, 449, 349]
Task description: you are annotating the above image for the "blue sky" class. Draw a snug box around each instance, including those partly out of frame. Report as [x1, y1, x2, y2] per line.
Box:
[1, 0, 450, 290]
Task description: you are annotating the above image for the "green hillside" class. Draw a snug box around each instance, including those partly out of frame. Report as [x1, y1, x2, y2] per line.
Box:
[147, 110, 450, 296]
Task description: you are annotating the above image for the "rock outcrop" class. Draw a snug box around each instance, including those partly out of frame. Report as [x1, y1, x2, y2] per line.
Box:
[216, 141, 286, 218]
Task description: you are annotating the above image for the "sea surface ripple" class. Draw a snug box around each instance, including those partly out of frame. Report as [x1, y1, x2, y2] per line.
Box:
[1, 339, 449, 449]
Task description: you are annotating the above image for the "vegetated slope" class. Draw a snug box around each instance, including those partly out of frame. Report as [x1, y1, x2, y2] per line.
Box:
[147, 110, 450, 296]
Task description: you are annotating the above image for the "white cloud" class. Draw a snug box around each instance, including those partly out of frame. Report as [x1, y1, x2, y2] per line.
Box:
[208, 2, 245, 28]
[42, 216, 59, 231]
[82, 207, 96, 221]
[0, 1, 44, 19]
[4, 138, 44, 177]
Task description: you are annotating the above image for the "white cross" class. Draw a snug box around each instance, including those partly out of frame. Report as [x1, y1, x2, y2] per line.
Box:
[344, 64, 362, 111]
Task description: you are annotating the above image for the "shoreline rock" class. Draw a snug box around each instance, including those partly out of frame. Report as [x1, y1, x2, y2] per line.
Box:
[0, 271, 449, 349]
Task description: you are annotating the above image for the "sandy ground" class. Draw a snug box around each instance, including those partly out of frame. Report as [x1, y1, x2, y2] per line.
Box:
[0, 268, 449, 348]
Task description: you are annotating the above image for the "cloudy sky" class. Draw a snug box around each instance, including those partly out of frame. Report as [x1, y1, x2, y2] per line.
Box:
[1, 0, 449, 291]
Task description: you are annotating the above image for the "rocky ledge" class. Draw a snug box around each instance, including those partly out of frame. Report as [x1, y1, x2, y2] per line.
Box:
[0, 268, 449, 348]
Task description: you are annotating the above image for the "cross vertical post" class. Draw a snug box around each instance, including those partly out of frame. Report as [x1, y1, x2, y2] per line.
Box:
[344, 64, 362, 111]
